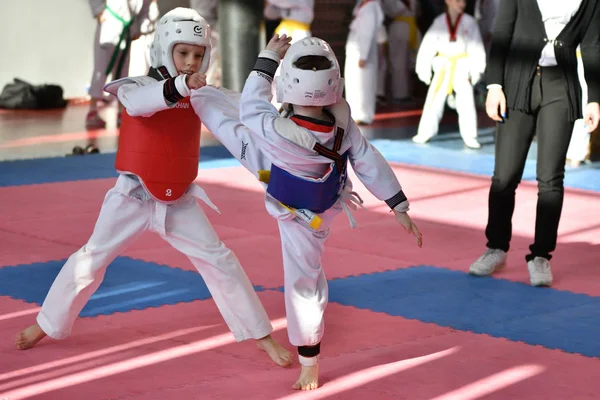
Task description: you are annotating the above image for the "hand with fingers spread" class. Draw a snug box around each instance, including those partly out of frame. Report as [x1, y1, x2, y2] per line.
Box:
[266, 33, 293, 59]
[186, 73, 207, 90]
[394, 211, 423, 248]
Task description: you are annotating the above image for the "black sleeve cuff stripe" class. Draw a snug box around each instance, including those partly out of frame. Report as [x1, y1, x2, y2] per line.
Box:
[385, 190, 408, 209]
[163, 77, 184, 104]
[253, 57, 279, 79]
[298, 343, 321, 357]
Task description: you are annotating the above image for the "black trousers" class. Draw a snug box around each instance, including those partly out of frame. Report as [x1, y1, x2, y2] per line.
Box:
[485, 66, 575, 261]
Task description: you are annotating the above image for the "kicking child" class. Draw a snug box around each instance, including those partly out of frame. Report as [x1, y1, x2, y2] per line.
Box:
[192, 34, 423, 390]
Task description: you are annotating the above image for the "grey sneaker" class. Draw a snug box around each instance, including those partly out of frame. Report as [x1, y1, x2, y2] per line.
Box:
[469, 249, 507, 276]
[527, 257, 553, 287]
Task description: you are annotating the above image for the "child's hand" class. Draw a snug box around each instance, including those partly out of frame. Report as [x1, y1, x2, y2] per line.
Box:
[186, 73, 207, 90]
[358, 59, 367, 68]
[266, 34, 293, 59]
[394, 211, 423, 248]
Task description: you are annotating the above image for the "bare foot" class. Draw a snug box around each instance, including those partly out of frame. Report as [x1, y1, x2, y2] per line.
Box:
[16, 323, 47, 350]
[292, 364, 319, 390]
[256, 335, 292, 367]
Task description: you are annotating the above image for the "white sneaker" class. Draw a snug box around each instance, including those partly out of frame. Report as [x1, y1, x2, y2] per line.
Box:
[469, 249, 507, 276]
[527, 257, 553, 287]
[463, 138, 481, 149]
[412, 134, 433, 144]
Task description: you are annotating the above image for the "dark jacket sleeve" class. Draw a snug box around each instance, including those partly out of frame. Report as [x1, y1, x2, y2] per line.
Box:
[486, 0, 518, 86]
[581, 1, 600, 104]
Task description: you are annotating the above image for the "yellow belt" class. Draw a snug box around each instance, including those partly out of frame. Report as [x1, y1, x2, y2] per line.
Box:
[576, 50, 582, 59]
[257, 170, 322, 230]
[394, 15, 419, 51]
[275, 19, 310, 35]
[434, 52, 468, 96]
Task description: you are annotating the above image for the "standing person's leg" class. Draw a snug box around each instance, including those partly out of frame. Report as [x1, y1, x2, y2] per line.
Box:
[87, 23, 113, 129]
[413, 63, 450, 143]
[527, 67, 576, 286]
[453, 65, 481, 149]
[470, 76, 540, 276]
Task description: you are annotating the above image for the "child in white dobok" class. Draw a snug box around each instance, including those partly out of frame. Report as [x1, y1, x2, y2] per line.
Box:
[192, 34, 423, 390]
[15, 8, 292, 369]
[413, 0, 486, 149]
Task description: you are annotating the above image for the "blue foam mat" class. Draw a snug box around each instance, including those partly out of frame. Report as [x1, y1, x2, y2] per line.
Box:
[323, 266, 600, 358]
[0, 257, 265, 316]
[2, 139, 599, 192]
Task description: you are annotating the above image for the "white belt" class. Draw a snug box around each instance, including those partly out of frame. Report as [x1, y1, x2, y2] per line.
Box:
[152, 183, 220, 237]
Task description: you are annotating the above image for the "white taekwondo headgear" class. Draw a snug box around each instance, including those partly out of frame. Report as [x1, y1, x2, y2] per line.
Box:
[150, 7, 212, 78]
[275, 37, 344, 107]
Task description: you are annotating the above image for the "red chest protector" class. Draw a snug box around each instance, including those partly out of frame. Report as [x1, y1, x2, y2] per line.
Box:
[115, 97, 201, 202]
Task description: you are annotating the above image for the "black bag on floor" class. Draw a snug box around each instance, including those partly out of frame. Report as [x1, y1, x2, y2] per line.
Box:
[0, 78, 67, 110]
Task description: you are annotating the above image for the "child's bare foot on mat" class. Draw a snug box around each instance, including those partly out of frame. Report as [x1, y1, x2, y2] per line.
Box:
[16, 323, 47, 350]
[256, 335, 292, 367]
[293, 364, 319, 390]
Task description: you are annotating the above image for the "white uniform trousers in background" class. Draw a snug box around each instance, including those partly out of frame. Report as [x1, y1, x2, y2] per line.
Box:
[415, 56, 478, 143]
[89, 23, 132, 99]
[566, 51, 590, 164]
[36, 174, 273, 342]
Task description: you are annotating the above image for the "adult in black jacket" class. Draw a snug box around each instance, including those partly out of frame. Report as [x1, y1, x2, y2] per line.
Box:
[469, 0, 600, 287]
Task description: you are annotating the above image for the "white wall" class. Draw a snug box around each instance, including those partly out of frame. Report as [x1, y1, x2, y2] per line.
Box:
[0, 0, 189, 99]
[0, 0, 97, 98]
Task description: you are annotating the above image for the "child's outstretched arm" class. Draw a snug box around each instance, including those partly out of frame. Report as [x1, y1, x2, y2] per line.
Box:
[239, 34, 319, 155]
[104, 73, 206, 117]
[347, 121, 423, 247]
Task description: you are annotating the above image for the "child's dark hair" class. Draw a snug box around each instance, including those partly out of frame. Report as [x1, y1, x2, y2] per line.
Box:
[294, 56, 332, 71]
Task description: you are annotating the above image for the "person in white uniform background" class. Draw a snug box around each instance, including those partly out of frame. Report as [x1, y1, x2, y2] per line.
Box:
[190, 0, 221, 86]
[193, 34, 423, 390]
[412, 0, 486, 149]
[345, 0, 385, 125]
[566, 48, 591, 167]
[86, 0, 152, 130]
[128, 0, 160, 77]
[381, 0, 420, 103]
[15, 9, 293, 370]
[264, 0, 315, 109]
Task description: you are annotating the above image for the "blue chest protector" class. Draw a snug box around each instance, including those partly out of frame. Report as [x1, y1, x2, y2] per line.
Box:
[266, 126, 348, 214]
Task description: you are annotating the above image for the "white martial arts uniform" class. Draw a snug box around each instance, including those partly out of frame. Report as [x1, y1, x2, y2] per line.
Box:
[345, 0, 385, 124]
[191, 50, 410, 363]
[265, 0, 315, 109]
[381, 0, 420, 101]
[566, 49, 590, 164]
[35, 75, 273, 342]
[128, 0, 159, 76]
[413, 12, 486, 148]
[190, 0, 221, 86]
[88, 0, 151, 99]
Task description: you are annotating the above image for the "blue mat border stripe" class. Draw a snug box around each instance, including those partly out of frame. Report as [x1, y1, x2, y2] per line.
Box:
[0, 256, 267, 317]
[1, 140, 599, 192]
[1, 258, 598, 358]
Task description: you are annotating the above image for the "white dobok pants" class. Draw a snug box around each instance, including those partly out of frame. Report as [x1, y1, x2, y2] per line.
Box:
[37, 174, 273, 342]
[194, 86, 343, 349]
